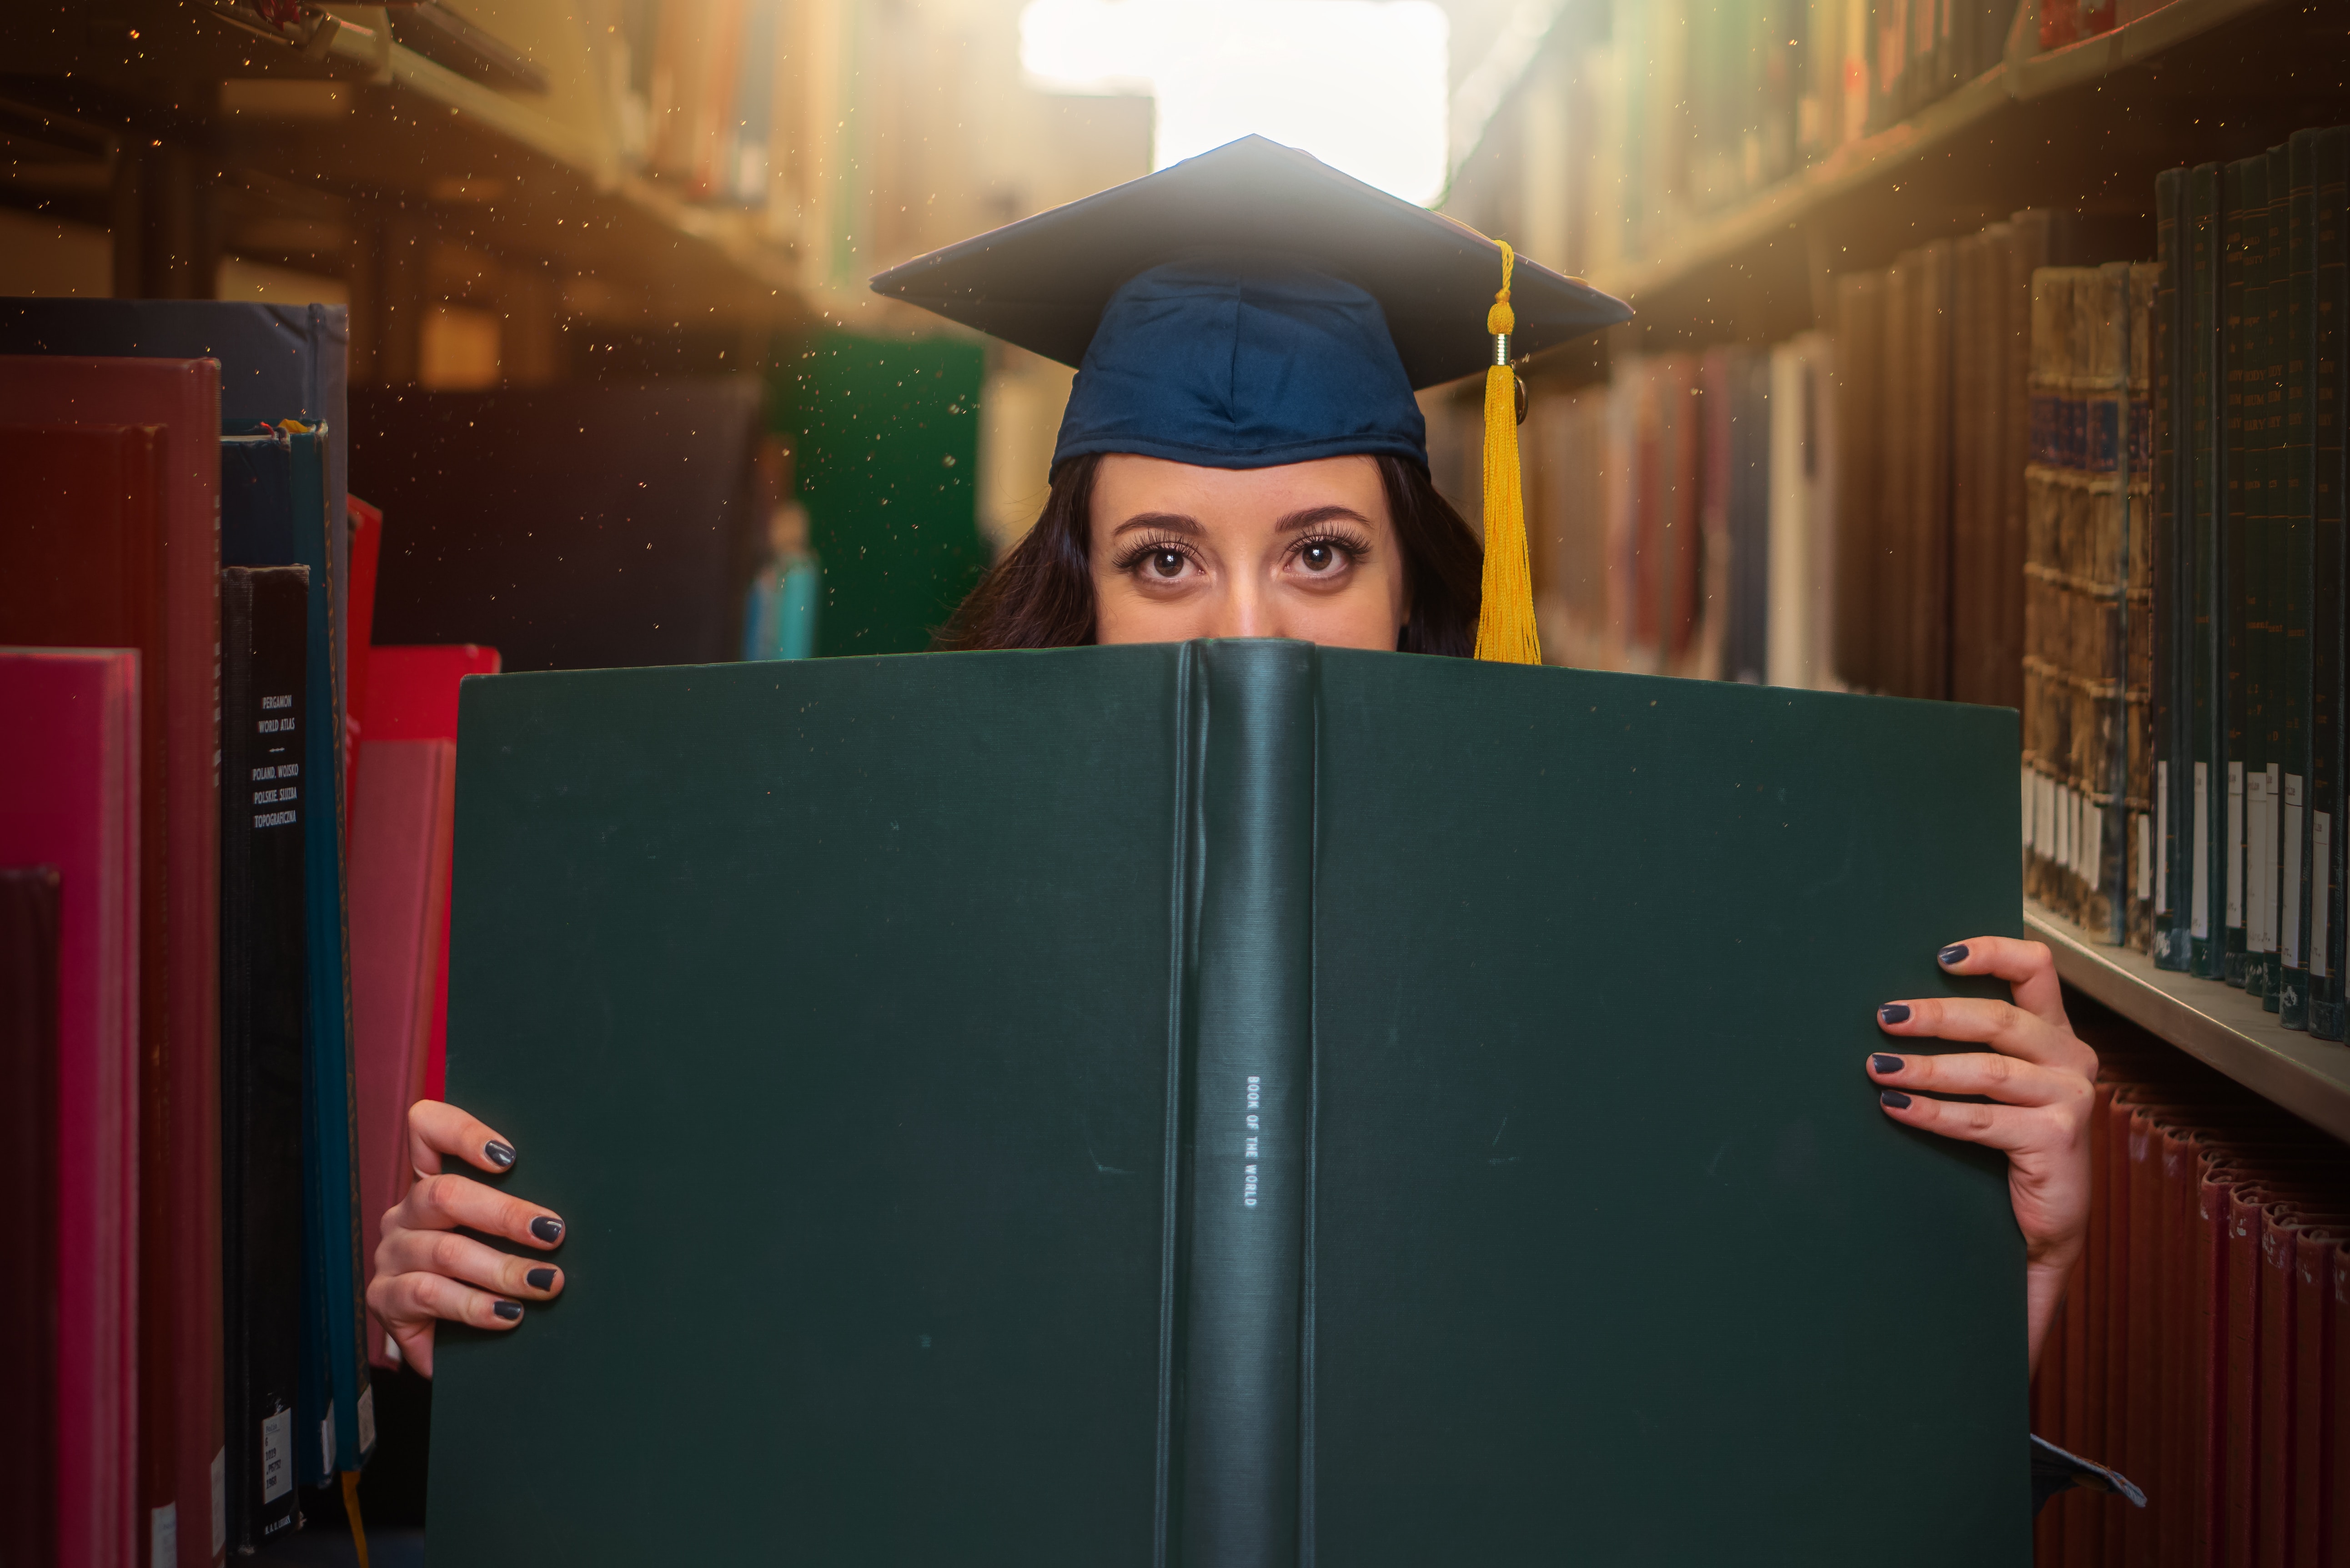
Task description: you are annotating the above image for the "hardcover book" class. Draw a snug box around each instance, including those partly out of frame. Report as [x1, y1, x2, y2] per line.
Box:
[0, 379, 225, 1568]
[216, 567, 310, 1550]
[0, 647, 140, 1568]
[427, 642, 2029, 1566]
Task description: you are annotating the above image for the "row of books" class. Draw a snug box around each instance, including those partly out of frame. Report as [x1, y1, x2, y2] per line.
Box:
[616, 0, 783, 206]
[2138, 129, 2350, 1042]
[2020, 262, 2159, 947]
[2034, 1008, 2350, 1564]
[0, 300, 768, 1568]
[1509, 340, 1838, 690]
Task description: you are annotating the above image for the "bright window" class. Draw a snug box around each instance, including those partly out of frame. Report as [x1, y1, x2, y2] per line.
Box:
[1019, 0, 1451, 207]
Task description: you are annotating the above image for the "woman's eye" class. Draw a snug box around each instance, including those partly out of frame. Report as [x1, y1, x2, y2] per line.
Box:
[1300, 542, 1338, 573]
[1149, 549, 1186, 578]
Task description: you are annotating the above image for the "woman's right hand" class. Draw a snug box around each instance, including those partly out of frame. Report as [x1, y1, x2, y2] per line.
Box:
[366, 1099, 567, 1377]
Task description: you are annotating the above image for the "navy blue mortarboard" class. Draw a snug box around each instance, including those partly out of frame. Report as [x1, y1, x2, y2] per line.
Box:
[869, 135, 1633, 662]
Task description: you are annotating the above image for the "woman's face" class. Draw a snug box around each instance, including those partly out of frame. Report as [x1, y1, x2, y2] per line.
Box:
[1088, 453, 1410, 649]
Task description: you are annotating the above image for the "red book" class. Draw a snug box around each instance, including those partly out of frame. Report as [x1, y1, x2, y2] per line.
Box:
[2196, 1161, 2237, 1566]
[0, 363, 223, 1568]
[2225, 1183, 2274, 1566]
[2070, 1080, 2112, 1563]
[0, 649, 140, 1568]
[2157, 1122, 2202, 1568]
[366, 644, 500, 1101]
[2291, 1228, 2343, 1566]
[347, 736, 456, 1367]
[2333, 1245, 2350, 1567]
[2258, 1206, 2304, 1568]
[2122, 1101, 2161, 1565]
[344, 496, 383, 817]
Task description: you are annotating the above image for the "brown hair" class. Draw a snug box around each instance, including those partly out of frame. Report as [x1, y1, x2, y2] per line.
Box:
[935, 452, 1483, 655]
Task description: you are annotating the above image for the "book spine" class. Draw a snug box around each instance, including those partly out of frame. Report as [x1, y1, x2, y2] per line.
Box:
[2223, 158, 2259, 986]
[2155, 167, 2190, 969]
[2281, 132, 2319, 1029]
[2091, 262, 2131, 943]
[0, 867, 63, 1568]
[2128, 262, 2159, 951]
[288, 430, 374, 1482]
[2193, 164, 2226, 979]
[217, 567, 310, 1550]
[2313, 129, 2349, 1040]
[1174, 639, 1314, 1568]
[2258, 146, 2290, 1010]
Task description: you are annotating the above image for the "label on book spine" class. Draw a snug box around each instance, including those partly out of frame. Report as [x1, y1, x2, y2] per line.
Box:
[2249, 770, 2270, 950]
[2229, 762, 2245, 928]
[2194, 763, 2211, 938]
[2286, 775, 2306, 967]
[2156, 762, 2170, 912]
[2136, 812, 2151, 902]
[262, 1407, 293, 1503]
[2268, 765, 2284, 955]
[2315, 811, 2332, 978]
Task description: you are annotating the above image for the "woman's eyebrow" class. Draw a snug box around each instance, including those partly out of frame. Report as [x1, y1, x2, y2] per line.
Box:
[1274, 505, 1373, 533]
[1111, 511, 1203, 537]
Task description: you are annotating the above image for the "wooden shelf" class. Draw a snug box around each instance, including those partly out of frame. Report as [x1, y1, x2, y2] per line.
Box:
[2025, 897, 2350, 1143]
[1583, 0, 2288, 312]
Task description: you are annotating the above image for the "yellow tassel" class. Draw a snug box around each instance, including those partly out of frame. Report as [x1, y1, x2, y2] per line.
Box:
[1473, 241, 1541, 665]
[341, 1471, 372, 1568]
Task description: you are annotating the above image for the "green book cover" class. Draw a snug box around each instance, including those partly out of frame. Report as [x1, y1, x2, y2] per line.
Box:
[424, 644, 2027, 1565]
[2312, 128, 2349, 1040]
[2281, 131, 2320, 1029]
[2223, 156, 2261, 987]
[2154, 166, 2190, 971]
[2192, 162, 2226, 980]
[2258, 144, 2291, 1010]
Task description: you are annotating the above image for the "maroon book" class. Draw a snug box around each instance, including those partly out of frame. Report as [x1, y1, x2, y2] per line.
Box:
[0, 359, 225, 1568]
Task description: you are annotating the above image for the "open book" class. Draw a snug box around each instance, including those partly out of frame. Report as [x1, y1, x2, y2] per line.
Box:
[430, 641, 2027, 1565]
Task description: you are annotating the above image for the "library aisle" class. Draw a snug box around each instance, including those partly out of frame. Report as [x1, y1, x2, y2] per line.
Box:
[3, 0, 2350, 1563]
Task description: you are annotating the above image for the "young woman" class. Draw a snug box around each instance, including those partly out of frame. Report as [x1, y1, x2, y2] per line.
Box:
[368, 140, 2100, 1477]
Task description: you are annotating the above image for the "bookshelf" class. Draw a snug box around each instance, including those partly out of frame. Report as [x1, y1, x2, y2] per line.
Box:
[2025, 897, 2350, 1142]
[1582, 0, 2276, 308]
[1439, 0, 2350, 362]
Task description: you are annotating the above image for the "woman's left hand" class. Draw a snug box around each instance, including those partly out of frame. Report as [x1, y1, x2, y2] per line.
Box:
[1868, 936, 2098, 1373]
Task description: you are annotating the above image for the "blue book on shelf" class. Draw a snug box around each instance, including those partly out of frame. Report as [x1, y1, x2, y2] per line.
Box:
[222, 421, 374, 1480]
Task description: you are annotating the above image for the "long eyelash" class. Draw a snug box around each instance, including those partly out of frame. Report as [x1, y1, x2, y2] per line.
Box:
[1110, 531, 1202, 573]
[1292, 528, 1373, 563]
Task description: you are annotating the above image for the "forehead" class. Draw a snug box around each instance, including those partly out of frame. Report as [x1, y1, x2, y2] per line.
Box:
[1090, 453, 1390, 525]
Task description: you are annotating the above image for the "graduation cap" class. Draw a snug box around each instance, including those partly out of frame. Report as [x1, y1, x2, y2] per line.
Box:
[869, 135, 1633, 663]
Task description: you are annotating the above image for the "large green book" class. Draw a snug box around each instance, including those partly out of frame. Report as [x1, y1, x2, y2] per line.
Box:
[425, 644, 2028, 1565]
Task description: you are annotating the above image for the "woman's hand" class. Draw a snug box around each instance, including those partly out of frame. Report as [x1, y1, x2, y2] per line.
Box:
[1868, 937, 2097, 1374]
[365, 1100, 567, 1378]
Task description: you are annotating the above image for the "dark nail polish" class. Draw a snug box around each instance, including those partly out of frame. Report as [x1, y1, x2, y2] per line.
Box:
[530, 1216, 564, 1244]
[1878, 1003, 1911, 1025]
[526, 1267, 557, 1291]
[1880, 1090, 1913, 1110]
[1938, 944, 1970, 967]
[483, 1141, 516, 1170]
[492, 1300, 523, 1322]
[1871, 1053, 1905, 1075]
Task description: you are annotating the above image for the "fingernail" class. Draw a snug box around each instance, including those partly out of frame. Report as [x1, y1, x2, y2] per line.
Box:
[1938, 944, 1970, 967]
[531, 1216, 564, 1243]
[484, 1141, 516, 1170]
[492, 1300, 523, 1322]
[1880, 1090, 1913, 1110]
[1871, 1053, 1905, 1075]
[1879, 1003, 1911, 1025]
[526, 1267, 557, 1291]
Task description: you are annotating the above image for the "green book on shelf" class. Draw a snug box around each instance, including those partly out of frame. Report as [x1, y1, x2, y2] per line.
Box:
[2155, 165, 2191, 971]
[2312, 128, 2350, 1041]
[2192, 161, 2227, 981]
[2223, 156, 2261, 988]
[2281, 131, 2320, 1029]
[424, 643, 2029, 1566]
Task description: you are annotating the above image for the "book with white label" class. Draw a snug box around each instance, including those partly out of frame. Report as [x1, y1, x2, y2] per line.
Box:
[217, 565, 310, 1550]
